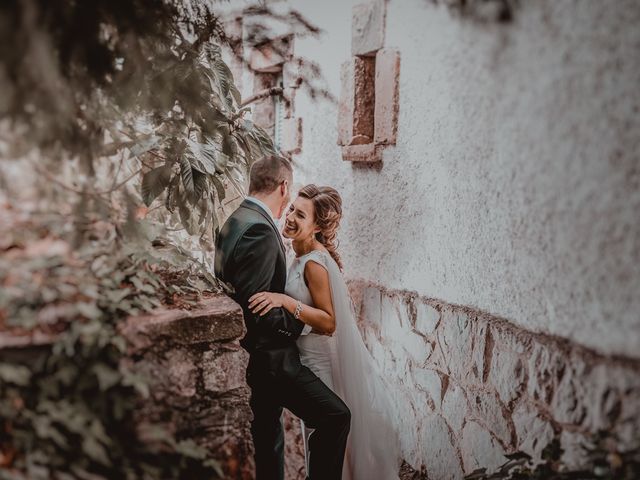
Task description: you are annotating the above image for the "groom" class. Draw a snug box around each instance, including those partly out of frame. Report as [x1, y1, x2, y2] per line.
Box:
[214, 155, 350, 480]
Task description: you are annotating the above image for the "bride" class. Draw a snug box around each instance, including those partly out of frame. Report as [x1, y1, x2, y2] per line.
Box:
[248, 184, 400, 480]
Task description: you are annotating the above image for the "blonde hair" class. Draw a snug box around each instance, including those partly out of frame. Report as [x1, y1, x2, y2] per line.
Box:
[298, 184, 343, 270]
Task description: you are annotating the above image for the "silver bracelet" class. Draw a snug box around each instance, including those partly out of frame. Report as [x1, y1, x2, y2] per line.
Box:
[294, 300, 303, 320]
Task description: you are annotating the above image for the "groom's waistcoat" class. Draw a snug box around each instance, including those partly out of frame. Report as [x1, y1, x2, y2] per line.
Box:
[214, 200, 305, 377]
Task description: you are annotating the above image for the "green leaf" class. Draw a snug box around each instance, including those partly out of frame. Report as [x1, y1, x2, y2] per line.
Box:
[174, 439, 207, 460]
[211, 176, 226, 202]
[93, 363, 121, 391]
[82, 435, 111, 466]
[179, 156, 196, 204]
[178, 197, 199, 235]
[121, 369, 150, 398]
[105, 287, 132, 304]
[130, 135, 161, 157]
[0, 363, 31, 386]
[186, 138, 221, 175]
[141, 164, 173, 206]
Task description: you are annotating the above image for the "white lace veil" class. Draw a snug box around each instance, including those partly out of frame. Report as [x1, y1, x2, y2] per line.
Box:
[318, 252, 400, 480]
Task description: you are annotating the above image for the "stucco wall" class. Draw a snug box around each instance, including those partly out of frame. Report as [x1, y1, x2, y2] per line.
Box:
[288, 0, 640, 357]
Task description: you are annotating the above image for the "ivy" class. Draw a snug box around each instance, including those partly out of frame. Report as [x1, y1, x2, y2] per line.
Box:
[465, 432, 640, 480]
[0, 213, 223, 479]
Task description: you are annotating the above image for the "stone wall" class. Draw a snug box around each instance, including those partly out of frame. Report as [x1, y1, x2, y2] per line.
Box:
[120, 295, 254, 480]
[348, 280, 640, 478]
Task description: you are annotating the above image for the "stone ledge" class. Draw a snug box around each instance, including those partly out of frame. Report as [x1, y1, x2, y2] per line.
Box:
[341, 143, 383, 163]
[352, 0, 386, 56]
[120, 294, 245, 351]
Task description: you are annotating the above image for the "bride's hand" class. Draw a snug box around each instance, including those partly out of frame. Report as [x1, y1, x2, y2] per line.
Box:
[248, 292, 285, 316]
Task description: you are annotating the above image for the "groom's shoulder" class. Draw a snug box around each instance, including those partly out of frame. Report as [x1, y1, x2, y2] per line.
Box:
[219, 204, 271, 243]
[228, 202, 270, 227]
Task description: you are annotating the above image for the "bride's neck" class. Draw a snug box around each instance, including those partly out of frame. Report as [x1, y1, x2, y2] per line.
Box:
[292, 238, 320, 257]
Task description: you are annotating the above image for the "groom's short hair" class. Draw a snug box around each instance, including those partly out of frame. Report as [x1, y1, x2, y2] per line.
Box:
[248, 155, 293, 195]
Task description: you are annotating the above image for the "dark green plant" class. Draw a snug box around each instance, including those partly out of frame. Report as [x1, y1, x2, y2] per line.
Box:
[465, 432, 640, 480]
[0, 211, 224, 479]
[0, 1, 326, 477]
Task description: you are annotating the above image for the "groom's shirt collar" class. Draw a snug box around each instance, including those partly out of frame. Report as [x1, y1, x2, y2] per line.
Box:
[245, 196, 275, 220]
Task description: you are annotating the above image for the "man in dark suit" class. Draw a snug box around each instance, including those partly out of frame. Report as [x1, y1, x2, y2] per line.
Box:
[214, 156, 350, 480]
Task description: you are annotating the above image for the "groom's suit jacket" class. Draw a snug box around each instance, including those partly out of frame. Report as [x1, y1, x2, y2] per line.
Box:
[214, 199, 306, 378]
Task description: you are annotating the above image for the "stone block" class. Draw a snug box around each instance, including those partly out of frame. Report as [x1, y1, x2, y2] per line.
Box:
[489, 348, 527, 406]
[437, 309, 474, 380]
[374, 48, 400, 145]
[119, 295, 254, 479]
[470, 321, 488, 382]
[203, 347, 249, 393]
[413, 368, 444, 407]
[283, 409, 305, 480]
[380, 293, 404, 342]
[337, 60, 354, 146]
[341, 143, 383, 163]
[414, 300, 440, 336]
[526, 343, 565, 405]
[467, 390, 512, 445]
[441, 380, 468, 434]
[121, 295, 245, 351]
[460, 421, 507, 475]
[550, 357, 588, 426]
[402, 331, 433, 367]
[393, 387, 423, 467]
[166, 349, 198, 398]
[512, 402, 555, 459]
[421, 414, 464, 480]
[360, 285, 381, 328]
[490, 321, 530, 354]
[560, 430, 589, 470]
[352, 0, 386, 56]
[281, 117, 303, 154]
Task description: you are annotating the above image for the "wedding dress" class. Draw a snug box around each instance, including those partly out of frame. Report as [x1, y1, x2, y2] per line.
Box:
[285, 250, 399, 480]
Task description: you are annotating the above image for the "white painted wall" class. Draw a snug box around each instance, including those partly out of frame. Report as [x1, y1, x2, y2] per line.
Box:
[285, 0, 640, 357]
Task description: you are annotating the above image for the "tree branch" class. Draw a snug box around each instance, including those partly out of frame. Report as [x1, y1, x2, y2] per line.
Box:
[240, 87, 284, 107]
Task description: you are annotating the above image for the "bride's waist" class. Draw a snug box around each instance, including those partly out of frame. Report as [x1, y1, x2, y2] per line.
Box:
[296, 333, 335, 353]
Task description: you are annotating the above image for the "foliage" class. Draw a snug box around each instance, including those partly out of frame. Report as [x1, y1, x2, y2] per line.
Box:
[0, 0, 325, 242]
[0, 1, 326, 476]
[0, 207, 223, 479]
[465, 432, 640, 480]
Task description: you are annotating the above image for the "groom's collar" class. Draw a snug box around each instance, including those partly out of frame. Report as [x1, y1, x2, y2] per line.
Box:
[241, 198, 286, 255]
[245, 195, 275, 220]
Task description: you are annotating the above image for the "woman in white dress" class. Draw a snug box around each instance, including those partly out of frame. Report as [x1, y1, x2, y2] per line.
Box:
[248, 185, 400, 480]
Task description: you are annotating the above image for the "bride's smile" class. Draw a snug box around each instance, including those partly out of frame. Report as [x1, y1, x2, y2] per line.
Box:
[283, 197, 321, 251]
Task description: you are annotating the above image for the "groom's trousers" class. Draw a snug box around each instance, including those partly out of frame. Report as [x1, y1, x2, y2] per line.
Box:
[247, 364, 351, 480]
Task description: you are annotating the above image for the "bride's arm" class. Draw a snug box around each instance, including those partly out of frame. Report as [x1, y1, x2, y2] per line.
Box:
[248, 261, 336, 334]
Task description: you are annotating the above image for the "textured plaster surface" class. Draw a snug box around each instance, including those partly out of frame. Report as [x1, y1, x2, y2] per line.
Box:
[289, 0, 640, 357]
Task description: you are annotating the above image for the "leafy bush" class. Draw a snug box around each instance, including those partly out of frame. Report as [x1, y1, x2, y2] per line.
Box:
[0, 209, 224, 478]
[0, 1, 324, 477]
[465, 432, 640, 480]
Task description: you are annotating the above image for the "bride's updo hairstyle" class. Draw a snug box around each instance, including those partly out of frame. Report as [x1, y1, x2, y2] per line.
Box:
[298, 184, 344, 271]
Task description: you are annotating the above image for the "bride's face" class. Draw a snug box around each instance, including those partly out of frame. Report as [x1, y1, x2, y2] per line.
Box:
[283, 196, 319, 241]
